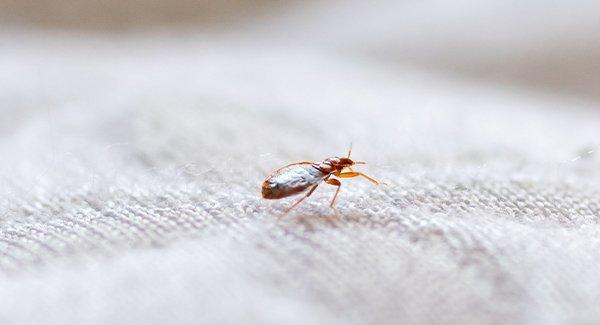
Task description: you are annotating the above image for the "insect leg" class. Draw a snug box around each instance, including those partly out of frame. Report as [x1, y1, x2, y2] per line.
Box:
[325, 178, 342, 208]
[335, 172, 384, 185]
[341, 166, 354, 172]
[283, 183, 320, 215]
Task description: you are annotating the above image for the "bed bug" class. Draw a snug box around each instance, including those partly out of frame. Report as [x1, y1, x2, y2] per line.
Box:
[261, 147, 383, 214]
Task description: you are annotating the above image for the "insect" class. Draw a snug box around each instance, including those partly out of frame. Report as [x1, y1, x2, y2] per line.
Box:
[261, 147, 383, 214]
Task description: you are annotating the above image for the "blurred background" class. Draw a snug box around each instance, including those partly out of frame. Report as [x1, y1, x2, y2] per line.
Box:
[3, 0, 600, 99]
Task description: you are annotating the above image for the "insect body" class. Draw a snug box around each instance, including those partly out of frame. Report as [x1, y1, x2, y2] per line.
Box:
[262, 148, 382, 213]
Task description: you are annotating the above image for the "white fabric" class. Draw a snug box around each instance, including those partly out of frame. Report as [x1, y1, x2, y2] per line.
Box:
[2, 1, 600, 324]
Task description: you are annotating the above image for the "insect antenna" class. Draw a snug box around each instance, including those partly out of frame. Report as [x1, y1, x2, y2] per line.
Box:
[347, 143, 366, 165]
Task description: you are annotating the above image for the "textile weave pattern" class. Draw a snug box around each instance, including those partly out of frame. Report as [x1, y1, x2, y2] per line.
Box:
[2, 33, 600, 325]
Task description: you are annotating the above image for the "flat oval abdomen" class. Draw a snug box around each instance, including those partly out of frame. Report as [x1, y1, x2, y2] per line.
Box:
[262, 163, 326, 199]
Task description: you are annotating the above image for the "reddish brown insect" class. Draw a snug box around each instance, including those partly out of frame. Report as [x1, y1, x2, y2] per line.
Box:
[261, 147, 383, 214]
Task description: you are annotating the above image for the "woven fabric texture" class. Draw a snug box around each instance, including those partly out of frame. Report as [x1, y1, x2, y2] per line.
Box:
[3, 3, 600, 323]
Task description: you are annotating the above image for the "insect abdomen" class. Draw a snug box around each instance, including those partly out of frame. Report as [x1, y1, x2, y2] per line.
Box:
[262, 164, 326, 199]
